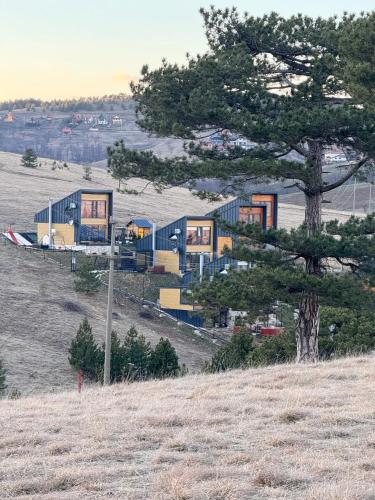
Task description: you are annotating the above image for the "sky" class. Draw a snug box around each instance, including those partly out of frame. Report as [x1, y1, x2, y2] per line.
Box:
[0, 0, 373, 101]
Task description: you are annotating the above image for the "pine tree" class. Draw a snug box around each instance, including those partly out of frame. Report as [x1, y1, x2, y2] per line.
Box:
[122, 326, 151, 380]
[83, 165, 92, 181]
[108, 331, 127, 382]
[69, 318, 102, 380]
[0, 359, 6, 393]
[148, 337, 180, 378]
[74, 258, 101, 294]
[21, 148, 38, 169]
[107, 10, 375, 362]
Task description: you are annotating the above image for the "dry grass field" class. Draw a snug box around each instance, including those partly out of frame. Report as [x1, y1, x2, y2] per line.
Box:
[0, 241, 215, 395]
[1, 355, 375, 499]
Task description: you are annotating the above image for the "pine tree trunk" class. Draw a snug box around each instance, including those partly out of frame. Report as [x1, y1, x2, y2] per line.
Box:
[296, 141, 323, 363]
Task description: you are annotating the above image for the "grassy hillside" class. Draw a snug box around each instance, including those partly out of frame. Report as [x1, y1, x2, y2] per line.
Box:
[0, 242, 215, 395]
[1, 355, 374, 498]
[0, 151, 359, 394]
[0, 151, 355, 233]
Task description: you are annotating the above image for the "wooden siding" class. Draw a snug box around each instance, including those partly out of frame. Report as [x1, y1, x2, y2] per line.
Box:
[159, 288, 194, 311]
[155, 250, 180, 274]
[37, 223, 75, 245]
[217, 236, 233, 255]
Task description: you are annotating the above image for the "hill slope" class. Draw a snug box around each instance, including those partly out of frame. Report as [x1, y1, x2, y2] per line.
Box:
[0, 242, 215, 395]
[1, 356, 375, 499]
[0, 151, 356, 233]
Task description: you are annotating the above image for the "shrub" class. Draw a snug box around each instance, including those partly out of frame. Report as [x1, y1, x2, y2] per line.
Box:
[74, 258, 101, 294]
[21, 148, 38, 168]
[69, 318, 102, 380]
[148, 337, 180, 378]
[248, 330, 296, 367]
[205, 329, 253, 373]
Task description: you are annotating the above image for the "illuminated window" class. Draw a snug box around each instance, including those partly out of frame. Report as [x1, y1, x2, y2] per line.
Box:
[81, 200, 106, 219]
[239, 207, 263, 225]
[186, 226, 211, 245]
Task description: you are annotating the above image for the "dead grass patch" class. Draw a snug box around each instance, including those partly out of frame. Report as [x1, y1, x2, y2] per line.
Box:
[279, 410, 306, 424]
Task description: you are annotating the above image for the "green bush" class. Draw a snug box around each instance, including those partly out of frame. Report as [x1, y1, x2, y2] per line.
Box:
[204, 329, 253, 373]
[248, 330, 296, 367]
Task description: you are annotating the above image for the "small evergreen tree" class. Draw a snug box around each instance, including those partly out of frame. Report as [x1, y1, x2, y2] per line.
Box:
[0, 359, 6, 393]
[69, 318, 102, 380]
[122, 326, 151, 380]
[205, 329, 253, 373]
[21, 148, 38, 168]
[74, 258, 101, 294]
[108, 331, 126, 382]
[148, 337, 180, 378]
[83, 165, 92, 181]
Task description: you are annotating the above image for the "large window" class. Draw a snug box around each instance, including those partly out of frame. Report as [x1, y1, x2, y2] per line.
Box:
[239, 207, 263, 225]
[80, 225, 107, 242]
[186, 226, 211, 246]
[81, 200, 106, 219]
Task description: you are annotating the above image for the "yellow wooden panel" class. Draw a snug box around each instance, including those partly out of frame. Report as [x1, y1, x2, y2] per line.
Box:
[187, 219, 214, 227]
[218, 236, 233, 255]
[37, 223, 75, 245]
[155, 250, 180, 274]
[81, 193, 109, 201]
[159, 288, 194, 311]
[81, 218, 108, 225]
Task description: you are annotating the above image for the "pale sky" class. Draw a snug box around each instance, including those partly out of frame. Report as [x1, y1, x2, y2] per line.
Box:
[0, 0, 373, 100]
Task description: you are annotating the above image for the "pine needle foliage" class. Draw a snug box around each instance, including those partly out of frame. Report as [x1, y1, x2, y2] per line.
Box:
[74, 258, 101, 295]
[21, 148, 38, 169]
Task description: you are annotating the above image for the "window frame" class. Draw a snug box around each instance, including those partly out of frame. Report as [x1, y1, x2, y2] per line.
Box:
[81, 200, 107, 219]
[186, 225, 211, 246]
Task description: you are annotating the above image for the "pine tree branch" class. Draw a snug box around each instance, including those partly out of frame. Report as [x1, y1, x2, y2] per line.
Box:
[283, 182, 308, 194]
[289, 143, 309, 158]
[322, 157, 369, 193]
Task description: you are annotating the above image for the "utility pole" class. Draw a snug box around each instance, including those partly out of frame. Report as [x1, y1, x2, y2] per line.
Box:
[152, 223, 157, 267]
[104, 219, 116, 385]
[48, 198, 53, 248]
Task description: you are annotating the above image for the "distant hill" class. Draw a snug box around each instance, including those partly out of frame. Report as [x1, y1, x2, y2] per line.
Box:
[1, 355, 374, 498]
[0, 97, 184, 164]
